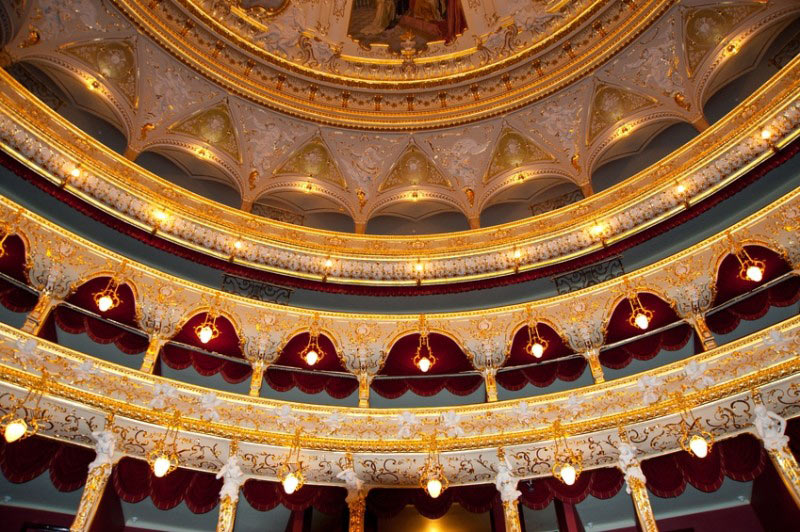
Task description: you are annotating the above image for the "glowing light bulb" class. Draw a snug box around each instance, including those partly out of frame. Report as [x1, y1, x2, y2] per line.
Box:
[233, 240, 243, 250]
[426, 478, 443, 498]
[676, 184, 686, 194]
[152, 455, 172, 478]
[70, 167, 81, 178]
[761, 128, 773, 140]
[689, 434, 709, 458]
[513, 249, 521, 260]
[97, 294, 114, 312]
[324, 258, 333, 269]
[559, 464, 577, 486]
[417, 357, 432, 373]
[746, 264, 763, 283]
[153, 209, 168, 222]
[304, 349, 319, 366]
[531, 342, 544, 359]
[634, 312, 650, 330]
[415, 262, 423, 272]
[4, 418, 27, 443]
[198, 325, 214, 344]
[282, 472, 300, 494]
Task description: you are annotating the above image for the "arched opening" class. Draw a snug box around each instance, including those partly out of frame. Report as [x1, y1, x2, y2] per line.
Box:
[480, 177, 581, 227]
[253, 192, 355, 232]
[497, 323, 583, 390]
[367, 199, 470, 235]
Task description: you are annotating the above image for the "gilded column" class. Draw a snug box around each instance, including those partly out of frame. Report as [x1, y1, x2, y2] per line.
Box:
[249, 359, 267, 397]
[21, 292, 58, 336]
[688, 314, 716, 351]
[70, 463, 113, 532]
[617, 434, 658, 532]
[584, 349, 604, 384]
[347, 491, 366, 532]
[495, 449, 522, 532]
[752, 401, 800, 507]
[483, 368, 498, 403]
[215, 447, 245, 532]
[502, 500, 522, 532]
[140, 335, 166, 374]
[357, 373, 371, 408]
[70, 429, 117, 532]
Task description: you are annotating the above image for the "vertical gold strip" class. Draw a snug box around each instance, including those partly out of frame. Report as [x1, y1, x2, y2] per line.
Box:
[689, 314, 717, 351]
[585, 350, 605, 383]
[348, 493, 366, 532]
[767, 446, 800, 508]
[216, 495, 238, 532]
[69, 463, 113, 532]
[502, 500, 522, 532]
[21, 292, 56, 336]
[140, 336, 165, 374]
[249, 360, 267, 397]
[357, 373, 370, 408]
[628, 477, 658, 532]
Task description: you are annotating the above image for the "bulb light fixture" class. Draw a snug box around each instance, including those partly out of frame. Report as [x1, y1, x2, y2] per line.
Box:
[1, 370, 48, 444]
[279, 430, 305, 495]
[678, 404, 713, 459]
[525, 322, 548, 359]
[627, 293, 653, 331]
[551, 422, 582, 486]
[728, 235, 765, 283]
[413, 325, 436, 373]
[93, 276, 122, 313]
[419, 435, 448, 498]
[148, 412, 181, 478]
[195, 312, 220, 344]
[301, 315, 324, 367]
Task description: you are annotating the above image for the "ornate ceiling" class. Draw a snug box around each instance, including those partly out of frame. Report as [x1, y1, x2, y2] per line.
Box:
[5, 0, 799, 235]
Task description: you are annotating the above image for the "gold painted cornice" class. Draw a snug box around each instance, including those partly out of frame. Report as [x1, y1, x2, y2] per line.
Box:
[109, 0, 677, 129]
[0, 58, 798, 284]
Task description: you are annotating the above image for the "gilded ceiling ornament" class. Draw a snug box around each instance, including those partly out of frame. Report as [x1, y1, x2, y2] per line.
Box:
[237, 0, 290, 17]
[169, 102, 242, 162]
[378, 144, 452, 192]
[684, 5, 762, 76]
[587, 83, 656, 145]
[62, 39, 138, 106]
[273, 136, 347, 189]
[484, 128, 554, 183]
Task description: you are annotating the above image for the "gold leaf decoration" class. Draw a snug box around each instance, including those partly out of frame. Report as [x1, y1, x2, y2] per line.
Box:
[587, 84, 656, 145]
[685, 4, 762, 76]
[273, 137, 346, 189]
[169, 103, 241, 161]
[484, 128, 553, 183]
[62, 40, 137, 106]
[379, 144, 452, 192]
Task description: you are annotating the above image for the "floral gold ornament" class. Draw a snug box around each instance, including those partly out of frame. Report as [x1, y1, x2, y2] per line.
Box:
[727, 233, 765, 283]
[1, 370, 48, 444]
[149, 411, 181, 478]
[300, 314, 324, 367]
[551, 421, 582, 486]
[420, 434, 448, 498]
[279, 430, 306, 495]
[413, 317, 436, 373]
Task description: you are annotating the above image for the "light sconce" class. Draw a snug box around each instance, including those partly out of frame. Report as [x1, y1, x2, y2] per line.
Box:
[525, 322, 548, 359]
[279, 430, 306, 495]
[195, 312, 220, 344]
[148, 411, 181, 478]
[419, 434, 448, 498]
[627, 293, 653, 331]
[728, 234, 765, 283]
[551, 422, 582, 486]
[678, 405, 713, 459]
[1, 370, 48, 444]
[0, 230, 9, 259]
[413, 317, 436, 373]
[300, 314, 324, 367]
[94, 263, 127, 313]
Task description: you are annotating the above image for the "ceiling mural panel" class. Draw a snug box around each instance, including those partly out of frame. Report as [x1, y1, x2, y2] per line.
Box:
[273, 135, 348, 190]
[61, 39, 137, 106]
[378, 143, 452, 192]
[484, 127, 554, 184]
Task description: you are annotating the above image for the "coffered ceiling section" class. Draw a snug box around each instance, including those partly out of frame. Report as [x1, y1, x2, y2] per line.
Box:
[5, 0, 799, 231]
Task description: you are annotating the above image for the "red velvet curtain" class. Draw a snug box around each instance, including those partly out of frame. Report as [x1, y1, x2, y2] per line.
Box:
[518, 468, 623, 510]
[265, 333, 357, 398]
[242, 479, 346, 514]
[497, 324, 585, 390]
[642, 433, 765, 498]
[112, 457, 221, 513]
[161, 313, 251, 383]
[707, 247, 800, 334]
[0, 234, 37, 313]
[0, 435, 94, 492]
[372, 333, 483, 398]
[600, 293, 691, 369]
[52, 277, 148, 354]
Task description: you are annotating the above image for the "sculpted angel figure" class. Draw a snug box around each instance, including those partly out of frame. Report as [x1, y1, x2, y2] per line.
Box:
[753, 404, 789, 451]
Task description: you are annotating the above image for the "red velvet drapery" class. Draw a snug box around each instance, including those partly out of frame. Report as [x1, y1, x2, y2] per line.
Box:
[242, 479, 346, 514]
[372, 333, 482, 398]
[265, 333, 357, 398]
[160, 313, 251, 383]
[707, 246, 800, 334]
[0, 436, 94, 492]
[497, 324, 584, 390]
[600, 293, 691, 369]
[0, 234, 37, 313]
